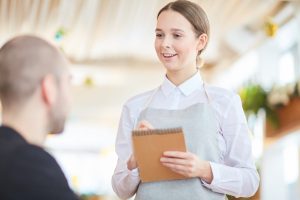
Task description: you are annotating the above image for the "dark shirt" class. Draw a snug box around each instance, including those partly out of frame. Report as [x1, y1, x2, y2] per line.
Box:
[0, 126, 79, 200]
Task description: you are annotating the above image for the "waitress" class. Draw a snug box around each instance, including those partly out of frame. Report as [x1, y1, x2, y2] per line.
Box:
[111, 0, 259, 199]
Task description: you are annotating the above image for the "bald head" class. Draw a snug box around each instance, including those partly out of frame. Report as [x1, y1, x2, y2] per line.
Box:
[0, 35, 68, 108]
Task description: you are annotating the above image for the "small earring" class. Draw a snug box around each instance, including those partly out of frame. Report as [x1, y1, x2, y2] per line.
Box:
[196, 57, 204, 68]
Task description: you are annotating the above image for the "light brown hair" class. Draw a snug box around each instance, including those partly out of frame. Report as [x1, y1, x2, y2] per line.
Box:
[157, 0, 210, 56]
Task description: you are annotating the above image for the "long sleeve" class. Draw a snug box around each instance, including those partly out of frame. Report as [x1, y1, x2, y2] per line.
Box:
[111, 105, 140, 199]
[203, 94, 260, 197]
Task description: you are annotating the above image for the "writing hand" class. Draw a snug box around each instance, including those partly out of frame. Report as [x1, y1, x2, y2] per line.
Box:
[128, 121, 154, 171]
[136, 120, 154, 130]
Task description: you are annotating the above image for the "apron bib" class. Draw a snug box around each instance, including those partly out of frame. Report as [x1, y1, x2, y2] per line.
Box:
[134, 84, 226, 200]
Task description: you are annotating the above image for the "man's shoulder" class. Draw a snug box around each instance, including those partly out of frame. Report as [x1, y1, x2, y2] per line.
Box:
[0, 141, 78, 200]
[0, 134, 63, 182]
[9, 143, 66, 182]
[0, 126, 57, 167]
[14, 143, 57, 165]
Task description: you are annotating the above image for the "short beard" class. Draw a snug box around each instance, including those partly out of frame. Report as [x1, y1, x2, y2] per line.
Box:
[47, 98, 66, 135]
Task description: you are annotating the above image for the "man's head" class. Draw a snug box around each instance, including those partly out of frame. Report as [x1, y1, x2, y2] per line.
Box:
[0, 35, 71, 134]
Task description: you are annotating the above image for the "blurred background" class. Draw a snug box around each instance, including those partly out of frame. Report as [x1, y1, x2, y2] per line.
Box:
[0, 0, 300, 199]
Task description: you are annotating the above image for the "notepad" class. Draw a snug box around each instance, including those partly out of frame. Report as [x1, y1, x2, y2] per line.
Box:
[132, 127, 187, 182]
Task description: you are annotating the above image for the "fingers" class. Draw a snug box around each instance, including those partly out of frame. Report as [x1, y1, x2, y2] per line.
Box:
[160, 156, 190, 166]
[136, 120, 154, 130]
[161, 161, 195, 177]
[160, 151, 200, 178]
[162, 162, 188, 173]
[160, 151, 194, 166]
[163, 151, 192, 159]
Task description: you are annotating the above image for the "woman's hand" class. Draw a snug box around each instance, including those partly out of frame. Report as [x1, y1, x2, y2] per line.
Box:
[127, 120, 154, 170]
[136, 120, 154, 130]
[160, 151, 213, 183]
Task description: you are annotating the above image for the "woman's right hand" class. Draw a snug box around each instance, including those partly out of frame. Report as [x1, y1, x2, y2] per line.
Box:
[127, 120, 154, 170]
[136, 120, 154, 130]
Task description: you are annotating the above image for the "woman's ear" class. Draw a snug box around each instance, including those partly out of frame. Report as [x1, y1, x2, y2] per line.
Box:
[197, 33, 208, 51]
[41, 74, 57, 107]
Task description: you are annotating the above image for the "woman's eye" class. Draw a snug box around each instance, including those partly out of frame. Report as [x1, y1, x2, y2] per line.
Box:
[174, 34, 182, 38]
[156, 33, 163, 38]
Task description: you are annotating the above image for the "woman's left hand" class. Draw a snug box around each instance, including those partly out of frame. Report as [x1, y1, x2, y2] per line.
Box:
[160, 151, 213, 183]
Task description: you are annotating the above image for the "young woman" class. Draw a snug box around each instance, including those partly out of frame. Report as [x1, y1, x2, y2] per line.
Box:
[112, 1, 259, 199]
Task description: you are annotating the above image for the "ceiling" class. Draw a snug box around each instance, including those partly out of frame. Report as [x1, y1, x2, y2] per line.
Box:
[0, 0, 299, 78]
[0, 0, 299, 131]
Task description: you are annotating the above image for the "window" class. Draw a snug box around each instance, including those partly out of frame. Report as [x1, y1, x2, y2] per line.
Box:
[278, 44, 298, 85]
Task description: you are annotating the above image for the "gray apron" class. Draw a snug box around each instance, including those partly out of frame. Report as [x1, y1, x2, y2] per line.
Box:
[134, 84, 226, 200]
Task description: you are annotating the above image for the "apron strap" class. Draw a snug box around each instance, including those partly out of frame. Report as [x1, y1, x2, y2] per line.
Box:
[203, 82, 211, 104]
[202, 82, 222, 133]
[133, 86, 160, 128]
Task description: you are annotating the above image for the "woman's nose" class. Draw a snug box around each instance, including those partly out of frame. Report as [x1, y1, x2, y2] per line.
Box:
[161, 37, 171, 49]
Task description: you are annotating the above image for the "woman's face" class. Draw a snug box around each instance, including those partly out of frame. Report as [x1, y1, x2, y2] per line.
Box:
[155, 10, 204, 73]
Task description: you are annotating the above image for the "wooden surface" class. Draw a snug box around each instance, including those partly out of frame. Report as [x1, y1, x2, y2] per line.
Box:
[266, 97, 300, 138]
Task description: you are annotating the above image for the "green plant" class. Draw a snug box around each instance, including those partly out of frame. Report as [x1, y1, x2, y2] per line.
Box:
[239, 84, 279, 128]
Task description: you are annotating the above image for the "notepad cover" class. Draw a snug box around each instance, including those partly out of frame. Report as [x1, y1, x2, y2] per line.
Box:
[132, 128, 187, 182]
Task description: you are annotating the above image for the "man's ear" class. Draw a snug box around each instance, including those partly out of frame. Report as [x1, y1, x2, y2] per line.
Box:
[41, 74, 57, 107]
[197, 33, 208, 51]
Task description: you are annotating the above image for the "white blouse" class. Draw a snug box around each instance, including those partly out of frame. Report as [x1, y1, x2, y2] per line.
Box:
[112, 73, 259, 199]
